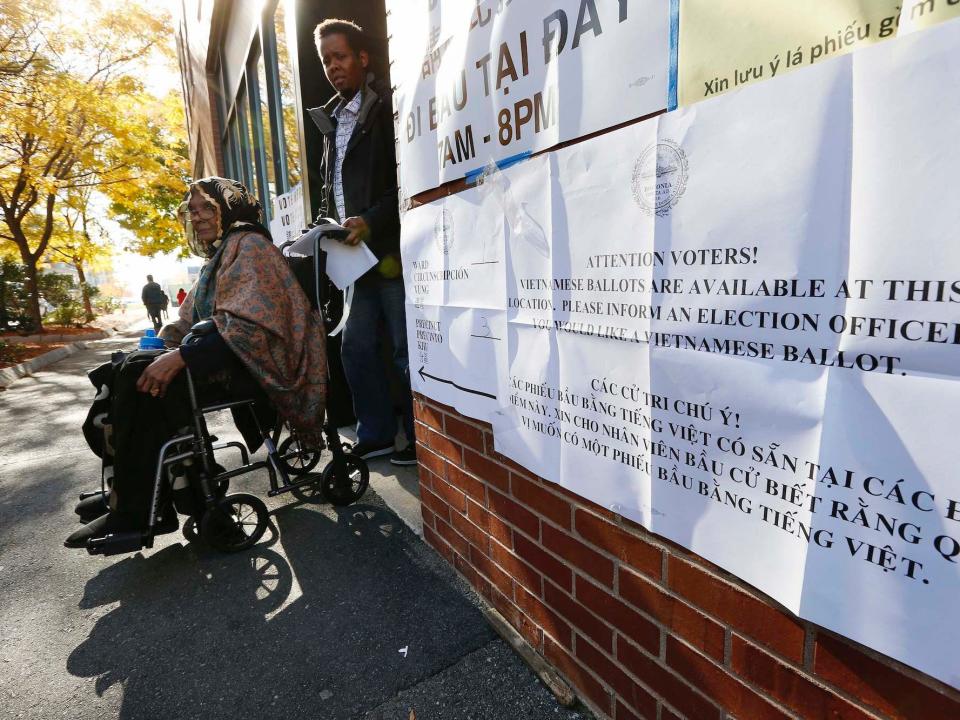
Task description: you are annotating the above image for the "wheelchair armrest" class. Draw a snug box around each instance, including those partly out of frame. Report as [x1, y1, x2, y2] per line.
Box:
[190, 319, 217, 336]
[182, 319, 216, 346]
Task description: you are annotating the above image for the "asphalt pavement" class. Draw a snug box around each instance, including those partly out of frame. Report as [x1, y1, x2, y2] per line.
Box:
[0, 330, 591, 720]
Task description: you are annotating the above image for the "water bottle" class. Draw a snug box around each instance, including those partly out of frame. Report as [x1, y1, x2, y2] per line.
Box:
[138, 328, 165, 351]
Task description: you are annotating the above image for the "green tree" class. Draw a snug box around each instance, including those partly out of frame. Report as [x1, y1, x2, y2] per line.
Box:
[46, 188, 112, 321]
[0, 1, 181, 329]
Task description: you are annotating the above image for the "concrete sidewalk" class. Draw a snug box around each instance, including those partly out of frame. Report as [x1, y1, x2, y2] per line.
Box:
[0, 332, 591, 719]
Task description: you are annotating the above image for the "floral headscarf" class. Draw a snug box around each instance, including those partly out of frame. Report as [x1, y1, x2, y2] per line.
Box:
[179, 178, 272, 323]
[178, 177, 267, 258]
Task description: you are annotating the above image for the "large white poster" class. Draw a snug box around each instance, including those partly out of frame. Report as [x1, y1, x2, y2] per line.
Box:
[386, 0, 672, 198]
[401, 20, 960, 689]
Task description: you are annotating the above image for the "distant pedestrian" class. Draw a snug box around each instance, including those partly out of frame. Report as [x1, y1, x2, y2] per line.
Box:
[161, 291, 170, 319]
[141, 275, 164, 331]
[176, 287, 186, 307]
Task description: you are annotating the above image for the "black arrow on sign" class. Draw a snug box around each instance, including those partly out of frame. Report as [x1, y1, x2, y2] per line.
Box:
[418, 366, 496, 400]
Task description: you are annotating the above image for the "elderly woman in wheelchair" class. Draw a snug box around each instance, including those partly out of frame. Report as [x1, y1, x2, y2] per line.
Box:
[66, 178, 365, 555]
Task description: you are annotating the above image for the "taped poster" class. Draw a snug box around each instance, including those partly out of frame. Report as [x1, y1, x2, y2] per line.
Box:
[386, 0, 671, 198]
[400, 21, 960, 688]
[676, 0, 960, 107]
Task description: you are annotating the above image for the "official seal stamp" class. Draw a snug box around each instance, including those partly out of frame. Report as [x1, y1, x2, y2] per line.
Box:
[434, 207, 454, 254]
[632, 140, 689, 217]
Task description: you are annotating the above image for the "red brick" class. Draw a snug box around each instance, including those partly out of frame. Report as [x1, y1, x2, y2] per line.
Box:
[542, 524, 614, 587]
[417, 446, 447, 482]
[732, 635, 874, 720]
[469, 544, 514, 598]
[447, 506, 490, 555]
[462, 447, 509, 491]
[434, 517, 469, 558]
[430, 476, 467, 514]
[453, 553, 491, 599]
[660, 706, 683, 720]
[617, 638, 721, 720]
[814, 632, 960, 719]
[466, 498, 512, 547]
[515, 584, 573, 649]
[424, 427, 463, 465]
[544, 635, 613, 717]
[575, 576, 659, 654]
[483, 430, 495, 455]
[444, 415, 485, 451]
[575, 509, 662, 579]
[414, 400, 445, 431]
[416, 464, 435, 492]
[414, 393, 454, 414]
[544, 579, 614, 653]
[576, 635, 658, 719]
[420, 505, 437, 530]
[619, 567, 725, 662]
[489, 539, 543, 596]
[447, 464, 486, 503]
[668, 557, 804, 663]
[665, 636, 791, 720]
[615, 699, 649, 720]
[419, 486, 451, 524]
[423, 524, 454, 564]
[511, 473, 572, 529]
[488, 488, 540, 540]
[483, 436, 535, 477]
[514, 533, 573, 593]
[492, 588, 542, 651]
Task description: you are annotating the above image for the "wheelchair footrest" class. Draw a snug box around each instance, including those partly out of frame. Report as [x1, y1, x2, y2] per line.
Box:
[86, 531, 146, 556]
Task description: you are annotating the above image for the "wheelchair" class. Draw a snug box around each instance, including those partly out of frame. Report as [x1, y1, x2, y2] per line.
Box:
[82, 225, 370, 557]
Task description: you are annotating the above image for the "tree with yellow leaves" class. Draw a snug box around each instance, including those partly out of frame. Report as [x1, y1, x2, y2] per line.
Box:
[46, 186, 112, 322]
[0, 0, 186, 329]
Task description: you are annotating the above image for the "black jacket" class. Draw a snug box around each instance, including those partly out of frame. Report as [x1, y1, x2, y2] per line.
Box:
[141, 281, 164, 307]
[308, 76, 401, 282]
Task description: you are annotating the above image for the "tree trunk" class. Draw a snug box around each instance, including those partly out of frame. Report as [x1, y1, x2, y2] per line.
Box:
[76, 262, 94, 322]
[0, 266, 8, 331]
[22, 259, 42, 331]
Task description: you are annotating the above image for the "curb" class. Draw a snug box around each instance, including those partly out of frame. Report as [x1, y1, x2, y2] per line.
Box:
[0, 339, 101, 388]
[2, 330, 108, 345]
[0, 327, 132, 389]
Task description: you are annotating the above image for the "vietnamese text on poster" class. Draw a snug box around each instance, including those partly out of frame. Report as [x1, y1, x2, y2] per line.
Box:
[386, 0, 671, 199]
[401, 21, 960, 689]
[676, 0, 960, 106]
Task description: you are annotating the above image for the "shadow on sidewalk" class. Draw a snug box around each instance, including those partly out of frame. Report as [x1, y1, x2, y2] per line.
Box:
[66, 501, 495, 719]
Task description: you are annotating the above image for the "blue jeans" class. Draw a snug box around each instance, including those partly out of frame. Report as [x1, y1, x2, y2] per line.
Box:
[341, 278, 415, 447]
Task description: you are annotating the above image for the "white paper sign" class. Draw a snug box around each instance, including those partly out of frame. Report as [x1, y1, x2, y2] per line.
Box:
[401, 21, 960, 689]
[386, 0, 671, 198]
[270, 183, 305, 248]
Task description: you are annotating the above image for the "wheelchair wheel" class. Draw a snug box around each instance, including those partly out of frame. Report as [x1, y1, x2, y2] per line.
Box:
[320, 454, 369, 506]
[182, 517, 200, 543]
[277, 435, 322, 476]
[200, 493, 269, 552]
[180, 474, 230, 543]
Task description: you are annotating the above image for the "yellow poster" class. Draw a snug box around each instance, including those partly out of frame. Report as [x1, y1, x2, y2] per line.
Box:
[677, 0, 960, 107]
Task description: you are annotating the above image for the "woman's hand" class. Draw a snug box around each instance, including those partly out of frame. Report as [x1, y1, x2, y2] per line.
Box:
[136, 350, 187, 398]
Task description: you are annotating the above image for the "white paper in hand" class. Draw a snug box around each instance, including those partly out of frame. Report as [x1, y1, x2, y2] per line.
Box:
[287, 224, 378, 289]
[318, 236, 378, 289]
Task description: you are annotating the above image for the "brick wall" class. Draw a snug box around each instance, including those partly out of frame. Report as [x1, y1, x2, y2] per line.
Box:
[413, 394, 960, 720]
